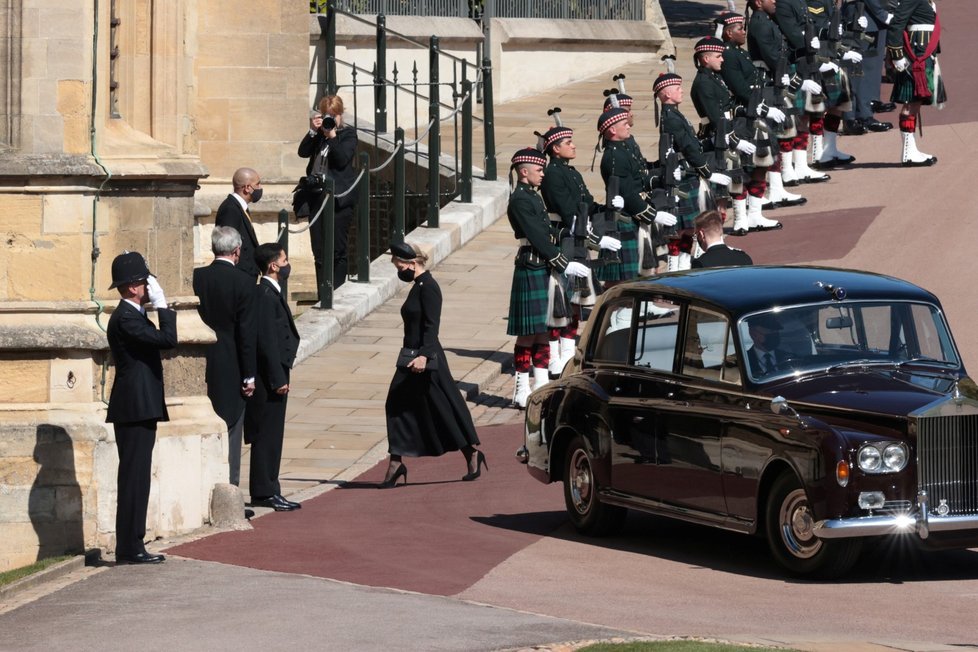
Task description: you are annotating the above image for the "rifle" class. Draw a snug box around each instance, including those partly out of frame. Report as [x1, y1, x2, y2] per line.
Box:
[801, 20, 828, 112]
[840, 0, 875, 76]
[711, 116, 733, 202]
[560, 201, 596, 302]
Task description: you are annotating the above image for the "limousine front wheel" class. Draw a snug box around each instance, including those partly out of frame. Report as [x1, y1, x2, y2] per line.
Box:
[765, 472, 861, 578]
[564, 435, 626, 536]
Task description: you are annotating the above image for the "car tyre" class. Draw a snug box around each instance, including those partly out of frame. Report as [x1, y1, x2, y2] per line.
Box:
[563, 435, 626, 536]
[765, 472, 861, 578]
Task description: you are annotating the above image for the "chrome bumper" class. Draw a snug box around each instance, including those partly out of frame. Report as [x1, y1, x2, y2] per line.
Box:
[814, 491, 978, 540]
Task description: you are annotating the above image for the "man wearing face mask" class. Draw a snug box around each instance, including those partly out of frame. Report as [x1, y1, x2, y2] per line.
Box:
[215, 167, 263, 280]
[244, 243, 301, 512]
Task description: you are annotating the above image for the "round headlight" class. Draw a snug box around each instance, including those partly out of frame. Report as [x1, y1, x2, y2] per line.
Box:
[883, 444, 908, 471]
[858, 445, 882, 472]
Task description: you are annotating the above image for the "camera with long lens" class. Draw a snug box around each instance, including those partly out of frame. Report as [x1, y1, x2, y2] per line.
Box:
[304, 173, 328, 193]
[321, 114, 337, 131]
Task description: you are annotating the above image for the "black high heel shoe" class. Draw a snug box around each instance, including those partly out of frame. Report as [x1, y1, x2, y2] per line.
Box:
[379, 463, 407, 488]
[462, 450, 488, 482]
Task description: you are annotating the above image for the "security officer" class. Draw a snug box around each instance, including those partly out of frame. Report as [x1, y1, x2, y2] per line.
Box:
[106, 252, 177, 564]
[507, 147, 589, 407]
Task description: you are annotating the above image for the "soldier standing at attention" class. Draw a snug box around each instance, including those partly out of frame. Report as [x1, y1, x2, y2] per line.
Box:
[599, 106, 678, 279]
[539, 117, 622, 378]
[691, 35, 781, 236]
[886, 0, 943, 166]
[653, 71, 731, 271]
[507, 147, 590, 408]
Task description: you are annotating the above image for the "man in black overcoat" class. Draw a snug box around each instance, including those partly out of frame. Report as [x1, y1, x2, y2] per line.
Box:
[692, 210, 754, 268]
[215, 167, 263, 279]
[105, 252, 177, 564]
[245, 243, 301, 512]
[193, 226, 257, 486]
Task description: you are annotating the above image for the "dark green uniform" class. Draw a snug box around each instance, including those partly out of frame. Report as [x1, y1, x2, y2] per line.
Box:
[886, 0, 945, 106]
[748, 9, 788, 73]
[540, 158, 602, 231]
[599, 140, 650, 281]
[660, 104, 713, 228]
[774, 0, 809, 61]
[721, 42, 765, 107]
[506, 182, 568, 336]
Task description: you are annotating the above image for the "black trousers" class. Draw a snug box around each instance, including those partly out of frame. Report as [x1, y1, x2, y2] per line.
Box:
[245, 378, 288, 498]
[114, 421, 157, 557]
[310, 204, 354, 291]
[228, 407, 245, 486]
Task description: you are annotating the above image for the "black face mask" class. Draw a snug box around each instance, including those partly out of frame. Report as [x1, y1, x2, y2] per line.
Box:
[250, 188, 263, 203]
[397, 268, 416, 283]
[277, 263, 291, 282]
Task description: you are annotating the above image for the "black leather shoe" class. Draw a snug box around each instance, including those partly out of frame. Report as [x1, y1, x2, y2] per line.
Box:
[871, 100, 896, 113]
[117, 551, 165, 564]
[863, 118, 893, 132]
[244, 508, 255, 519]
[283, 497, 302, 509]
[252, 495, 297, 511]
[842, 119, 867, 136]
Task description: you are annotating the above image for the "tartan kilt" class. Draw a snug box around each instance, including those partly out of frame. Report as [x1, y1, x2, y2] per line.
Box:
[675, 176, 704, 230]
[824, 68, 852, 111]
[507, 263, 551, 336]
[891, 54, 947, 106]
[593, 220, 639, 282]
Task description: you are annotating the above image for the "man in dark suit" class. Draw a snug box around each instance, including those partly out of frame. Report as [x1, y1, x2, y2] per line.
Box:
[245, 243, 301, 512]
[745, 313, 789, 379]
[215, 167, 263, 279]
[193, 226, 257, 486]
[105, 252, 177, 564]
[692, 210, 754, 268]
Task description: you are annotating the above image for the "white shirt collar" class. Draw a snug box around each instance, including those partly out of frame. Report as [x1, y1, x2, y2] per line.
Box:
[262, 275, 280, 293]
[215, 257, 235, 265]
[231, 193, 249, 212]
[123, 298, 145, 314]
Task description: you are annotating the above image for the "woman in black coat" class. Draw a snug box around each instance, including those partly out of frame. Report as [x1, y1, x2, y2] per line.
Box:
[381, 242, 486, 487]
[296, 94, 359, 290]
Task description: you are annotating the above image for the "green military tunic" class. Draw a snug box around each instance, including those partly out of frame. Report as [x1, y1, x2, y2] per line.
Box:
[774, 0, 809, 61]
[886, 0, 945, 106]
[748, 9, 788, 73]
[540, 158, 602, 231]
[598, 140, 650, 281]
[721, 42, 765, 107]
[506, 182, 568, 336]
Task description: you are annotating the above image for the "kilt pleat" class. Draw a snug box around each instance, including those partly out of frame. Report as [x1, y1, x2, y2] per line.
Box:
[593, 220, 639, 282]
[507, 264, 551, 336]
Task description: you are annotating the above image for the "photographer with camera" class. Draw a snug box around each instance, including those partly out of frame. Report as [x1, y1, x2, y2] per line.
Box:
[296, 94, 358, 290]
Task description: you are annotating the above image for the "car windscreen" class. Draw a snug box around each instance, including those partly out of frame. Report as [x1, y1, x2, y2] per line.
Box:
[739, 301, 960, 382]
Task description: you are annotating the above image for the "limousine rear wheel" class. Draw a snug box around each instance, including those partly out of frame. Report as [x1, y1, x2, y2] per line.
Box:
[564, 435, 626, 536]
[765, 472, 861, 578]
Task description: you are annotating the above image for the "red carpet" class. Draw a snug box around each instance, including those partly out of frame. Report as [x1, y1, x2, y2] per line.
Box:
[166, 423, 567, 596]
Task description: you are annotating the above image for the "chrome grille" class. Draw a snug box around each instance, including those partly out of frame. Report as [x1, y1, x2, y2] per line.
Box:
[917, 414, 978, 515]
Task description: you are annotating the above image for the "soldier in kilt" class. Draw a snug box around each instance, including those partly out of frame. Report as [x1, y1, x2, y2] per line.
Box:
[507, 147, 591, 408]
[653, 72, 732, 271]
[886, 0, 943, 166]
[539, 120, 623, 378]
[693, 34, 782, 237]
[746, 0, 810, 208]
[599, 107, 678, 282]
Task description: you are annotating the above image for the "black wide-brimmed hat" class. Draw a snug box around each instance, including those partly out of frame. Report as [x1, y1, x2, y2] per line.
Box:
[108, 251, 150, 289]
[389, 241, 419, 260]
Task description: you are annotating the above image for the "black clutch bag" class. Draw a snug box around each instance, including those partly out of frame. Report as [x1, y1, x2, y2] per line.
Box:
[395, 347, 438, 370]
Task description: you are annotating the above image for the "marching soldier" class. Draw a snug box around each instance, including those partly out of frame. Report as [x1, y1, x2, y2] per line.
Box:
[886, 0, 943, 166]
[691, 35, 781, 236]
[652, 71, 732, 271]
[539, 113, 622, 377]
[506, 147, 590, 408]
[598, 105, 678, 279]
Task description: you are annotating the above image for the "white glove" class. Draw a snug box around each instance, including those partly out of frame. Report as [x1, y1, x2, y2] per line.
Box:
[885, 13, 893, 25]
[893, 57, 909, 72]
[819, 61, 840, 74]
[843, 50, 863, 64]
[810, 36, 821, 50]
[708, 172, 732, 186]
[673, 166, 682, 182]
[598, 235, 622, 251]
[146, 275, 168, 309]
[780, 74, 791, 86]
[800, 79, 823, 95]
[857, 16, 869, 29]
[735, 140, 757, 155]
[611, 195, 625, 210]
[563, 261, 589, 278]
[766, 106, 786, 123]
[654, 210, 678, 227]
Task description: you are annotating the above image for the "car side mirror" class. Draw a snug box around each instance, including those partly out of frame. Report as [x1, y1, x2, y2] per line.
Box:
[771, 395, 794, 416]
